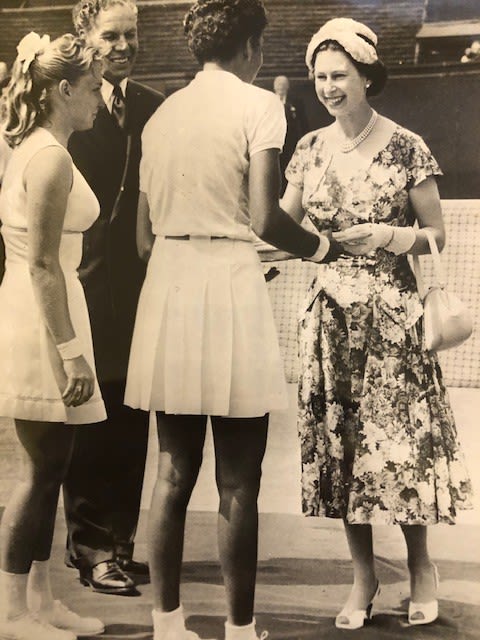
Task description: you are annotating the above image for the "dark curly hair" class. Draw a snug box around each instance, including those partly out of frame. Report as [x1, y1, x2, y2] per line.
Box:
[184, 0, 267, 64]
[72, 0, 137, 35]
[312, 40, 387, 97]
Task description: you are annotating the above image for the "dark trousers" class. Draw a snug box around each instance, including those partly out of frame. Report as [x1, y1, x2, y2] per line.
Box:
[63, 379, 149, 569]
[0, 231, 5, 285]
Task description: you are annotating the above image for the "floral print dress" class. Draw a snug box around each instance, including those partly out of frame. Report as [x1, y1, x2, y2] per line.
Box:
[285, 125, 473, 525]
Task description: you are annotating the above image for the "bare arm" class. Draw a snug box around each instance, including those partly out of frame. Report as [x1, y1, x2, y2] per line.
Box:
[280, 182, 305, 224]
[409, 176, 445, 254]
[25, 146, 94, 406]
[136, 191, 154, 262]
[26, 147, 76, 343]
[255, 181, 309, 261]
[249, 149, 320, 257]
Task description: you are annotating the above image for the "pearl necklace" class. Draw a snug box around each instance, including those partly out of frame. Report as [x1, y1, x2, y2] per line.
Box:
[339, 110, 378, 153]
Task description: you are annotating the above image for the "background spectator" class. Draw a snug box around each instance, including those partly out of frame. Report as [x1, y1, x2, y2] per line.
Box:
[273, 75, 307, 194]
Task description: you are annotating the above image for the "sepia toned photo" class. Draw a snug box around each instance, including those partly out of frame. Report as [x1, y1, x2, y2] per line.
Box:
[0, 1, 478, 639]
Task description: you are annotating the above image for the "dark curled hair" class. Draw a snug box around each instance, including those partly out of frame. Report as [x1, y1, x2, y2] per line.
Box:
[313, 40, 388, 97]
[184, 0, 267, 64]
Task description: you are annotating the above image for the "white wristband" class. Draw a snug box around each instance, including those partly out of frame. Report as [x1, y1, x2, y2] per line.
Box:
[56, 337, 83, 361]
[384, 226, 416, 255]
[308, 235, 330, 263]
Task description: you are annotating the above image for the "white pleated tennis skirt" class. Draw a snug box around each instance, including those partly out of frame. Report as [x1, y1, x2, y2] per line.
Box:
[124, 236, 288, 417]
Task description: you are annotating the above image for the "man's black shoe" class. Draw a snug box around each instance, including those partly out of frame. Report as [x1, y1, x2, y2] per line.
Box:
[80, 560, 139, 595]
[116, 557, 149, 576]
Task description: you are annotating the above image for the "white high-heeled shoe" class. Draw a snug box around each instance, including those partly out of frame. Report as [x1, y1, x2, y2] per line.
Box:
[335, 582, 381, 630]
[408, 564, 439, 626]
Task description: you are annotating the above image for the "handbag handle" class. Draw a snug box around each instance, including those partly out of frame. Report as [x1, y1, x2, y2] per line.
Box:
[412, 228, 446, 300]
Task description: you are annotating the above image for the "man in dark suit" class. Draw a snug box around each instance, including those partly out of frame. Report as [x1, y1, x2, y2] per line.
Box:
[273, 75, 308, 194]
[0, 68, 12, 286]
[63, 0, 163, 595]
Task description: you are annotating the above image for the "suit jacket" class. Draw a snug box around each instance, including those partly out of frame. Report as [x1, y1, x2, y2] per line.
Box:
[69, 79, 164, 383]
[281, 98, 307, 171]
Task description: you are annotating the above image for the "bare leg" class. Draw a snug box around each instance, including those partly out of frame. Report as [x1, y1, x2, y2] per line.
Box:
[0, 420, 74, 573]
[341, 522, 378, 612]
[212, 414, 268, 626]
[148, 413, 207, 611]
[400, 525, 437, 603]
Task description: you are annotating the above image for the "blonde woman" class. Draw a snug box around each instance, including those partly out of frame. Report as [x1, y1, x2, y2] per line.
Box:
[0, 32, 106, 639]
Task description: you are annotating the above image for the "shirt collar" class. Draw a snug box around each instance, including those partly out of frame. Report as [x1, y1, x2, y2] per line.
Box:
[194, 69, 243, 84]
[101, 77, 129, 111]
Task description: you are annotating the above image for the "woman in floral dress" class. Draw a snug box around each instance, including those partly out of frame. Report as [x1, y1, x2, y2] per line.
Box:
[282, 18, 473, 630]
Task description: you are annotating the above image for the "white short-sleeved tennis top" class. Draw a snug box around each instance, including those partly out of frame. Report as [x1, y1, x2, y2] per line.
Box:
[140, 69, 286, 241]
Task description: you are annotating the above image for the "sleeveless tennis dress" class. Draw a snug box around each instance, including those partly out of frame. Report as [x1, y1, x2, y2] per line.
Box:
[0, 128, 106, 424]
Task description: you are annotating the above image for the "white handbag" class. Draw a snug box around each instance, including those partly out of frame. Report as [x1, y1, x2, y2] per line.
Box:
[412, 229, 473, 352]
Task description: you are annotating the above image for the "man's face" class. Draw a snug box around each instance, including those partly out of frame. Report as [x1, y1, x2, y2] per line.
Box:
[83, 3, 138, 84]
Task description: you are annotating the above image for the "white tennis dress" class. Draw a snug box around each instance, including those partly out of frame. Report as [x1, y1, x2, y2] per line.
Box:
[125, 70, 288, 418]
[0, 128, 106, 424]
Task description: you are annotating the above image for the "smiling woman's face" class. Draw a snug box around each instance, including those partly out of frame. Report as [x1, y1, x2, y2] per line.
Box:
[313, 47, 368, 118]
[83, 4, 138, 84]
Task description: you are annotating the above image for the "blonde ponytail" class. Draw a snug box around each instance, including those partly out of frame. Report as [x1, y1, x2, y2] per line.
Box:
[1, 32, 97, 147]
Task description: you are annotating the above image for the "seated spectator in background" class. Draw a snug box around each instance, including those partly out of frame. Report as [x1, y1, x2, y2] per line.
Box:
[273, 75, 307, 193]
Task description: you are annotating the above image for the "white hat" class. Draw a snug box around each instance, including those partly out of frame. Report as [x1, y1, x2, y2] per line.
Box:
[305, 18, 378, 73]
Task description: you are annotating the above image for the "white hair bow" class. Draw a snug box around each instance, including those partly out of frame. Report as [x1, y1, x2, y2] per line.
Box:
[17, 32, 51, 74]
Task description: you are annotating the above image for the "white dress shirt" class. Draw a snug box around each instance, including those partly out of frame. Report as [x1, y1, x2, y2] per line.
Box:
[101, 77, 128, 113]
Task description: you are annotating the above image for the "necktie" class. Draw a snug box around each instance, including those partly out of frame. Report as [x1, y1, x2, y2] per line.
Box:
[112, 84, 126, 129]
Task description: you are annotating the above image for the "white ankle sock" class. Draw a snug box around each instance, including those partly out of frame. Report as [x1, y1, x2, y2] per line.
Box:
[27, 560, 55, 612]
[225, 619, 256, 640]
[152, 605, 186, 639]
[0, 570, 28, 620]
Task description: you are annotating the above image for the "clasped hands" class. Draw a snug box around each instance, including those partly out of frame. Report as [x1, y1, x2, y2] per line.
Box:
[333, 223, 392, 255]
[255, 223, 415, 264]
[333, 223, 415, 256]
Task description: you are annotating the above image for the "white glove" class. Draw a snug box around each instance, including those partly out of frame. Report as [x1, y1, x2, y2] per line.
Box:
[333, 223, 416, 256]
[384, 226, 416, 254]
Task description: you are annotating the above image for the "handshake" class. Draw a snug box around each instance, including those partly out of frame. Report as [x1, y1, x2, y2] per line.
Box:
[255, 222, 416, 265]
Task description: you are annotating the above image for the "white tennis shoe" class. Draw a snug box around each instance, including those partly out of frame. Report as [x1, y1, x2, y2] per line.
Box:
[34, 600, 104, 637]
[0, 611, 76, 640]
